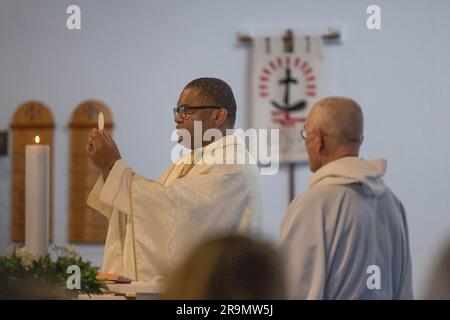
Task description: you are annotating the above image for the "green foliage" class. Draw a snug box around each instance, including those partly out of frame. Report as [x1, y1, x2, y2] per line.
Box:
[0, 245, 106, 299]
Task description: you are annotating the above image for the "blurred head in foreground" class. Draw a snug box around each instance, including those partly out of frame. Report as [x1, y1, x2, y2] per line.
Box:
[163, 235, 285, 300]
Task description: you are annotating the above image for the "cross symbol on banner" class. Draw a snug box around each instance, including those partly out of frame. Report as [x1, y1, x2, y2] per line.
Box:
[271, 67, 306, 112]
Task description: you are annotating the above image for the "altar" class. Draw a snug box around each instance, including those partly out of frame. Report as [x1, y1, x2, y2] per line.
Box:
[78, 281, 165, 300]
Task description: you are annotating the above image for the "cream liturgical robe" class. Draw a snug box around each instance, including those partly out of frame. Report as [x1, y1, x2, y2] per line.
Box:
[279, 157, 413, 299]
[87, 135, 262, 282]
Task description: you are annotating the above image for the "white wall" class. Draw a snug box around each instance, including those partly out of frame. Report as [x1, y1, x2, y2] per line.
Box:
[0, 0, 449, 297]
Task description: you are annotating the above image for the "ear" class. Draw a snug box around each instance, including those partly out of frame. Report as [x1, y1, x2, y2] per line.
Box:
[213, 108, 228, 126]
[316, 129, 326, 153]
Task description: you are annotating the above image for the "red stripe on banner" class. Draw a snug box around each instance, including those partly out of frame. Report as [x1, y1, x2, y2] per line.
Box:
[306, 76, 316, 82]
[307, 91, 316, 97]
[260, 76, 269, 81]
[304, 67, 312, 74]
[271, 111, 305, 118]
[272, 118, 306, 127]
[285, 57, 290, 66]
[271, 111, 307, 127]
[259, 84, 268, 89]
[301, 61, 308, 70]
[260, 92, 268, 97]
[294, 57, 301, 67]
[272, 112, 287, 119]
[263, 68, 271, 75]
[307, 84, 316, 89]
[277, 57, 283, 67]
[270, 61, 277, 70]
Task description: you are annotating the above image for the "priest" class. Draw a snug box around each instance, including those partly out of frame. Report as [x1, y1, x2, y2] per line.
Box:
[279, 97, 413, 299]
[86, 78, 262, 282]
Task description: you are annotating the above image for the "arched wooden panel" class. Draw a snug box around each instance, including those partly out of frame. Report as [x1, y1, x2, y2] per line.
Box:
[10, 101, 54, 242]
[68, 100, 113, 243]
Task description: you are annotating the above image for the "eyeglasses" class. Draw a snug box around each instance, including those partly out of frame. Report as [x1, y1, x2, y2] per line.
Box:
[300, 125, 329, 141]
[300, 126, 308, 140]
[173, 105, 222, 119]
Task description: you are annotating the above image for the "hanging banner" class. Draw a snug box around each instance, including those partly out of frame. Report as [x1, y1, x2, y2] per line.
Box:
[250, 35, 323, 163]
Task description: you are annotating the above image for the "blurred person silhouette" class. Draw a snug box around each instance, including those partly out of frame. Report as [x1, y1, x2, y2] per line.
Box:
[423, 240, 450, 299]
[163, 235, 285, 300]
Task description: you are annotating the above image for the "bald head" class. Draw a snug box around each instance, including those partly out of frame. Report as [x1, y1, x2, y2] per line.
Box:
[308, 97, 364, 146]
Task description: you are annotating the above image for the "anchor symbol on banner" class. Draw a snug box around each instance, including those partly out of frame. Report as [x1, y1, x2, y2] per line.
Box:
[271, 67, 307, 112]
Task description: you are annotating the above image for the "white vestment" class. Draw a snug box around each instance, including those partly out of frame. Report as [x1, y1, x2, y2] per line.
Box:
[279, 157, 413, 299]
[87, 135, 262, 282]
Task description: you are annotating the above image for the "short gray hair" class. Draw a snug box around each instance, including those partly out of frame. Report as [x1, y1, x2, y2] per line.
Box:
[311, 97, 364, 145]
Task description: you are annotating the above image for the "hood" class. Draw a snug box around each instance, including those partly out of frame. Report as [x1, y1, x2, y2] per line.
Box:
[309, 156, 387, 196]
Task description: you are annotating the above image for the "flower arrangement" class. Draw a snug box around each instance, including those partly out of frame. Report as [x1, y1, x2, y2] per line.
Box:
[0, 245, 106, 299]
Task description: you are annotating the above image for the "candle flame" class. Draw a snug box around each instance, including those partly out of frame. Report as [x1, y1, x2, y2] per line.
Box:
[35, 136, 40, 144]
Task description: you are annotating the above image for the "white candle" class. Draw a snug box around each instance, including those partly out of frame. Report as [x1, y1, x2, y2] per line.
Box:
[25, 135, 49, 258]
